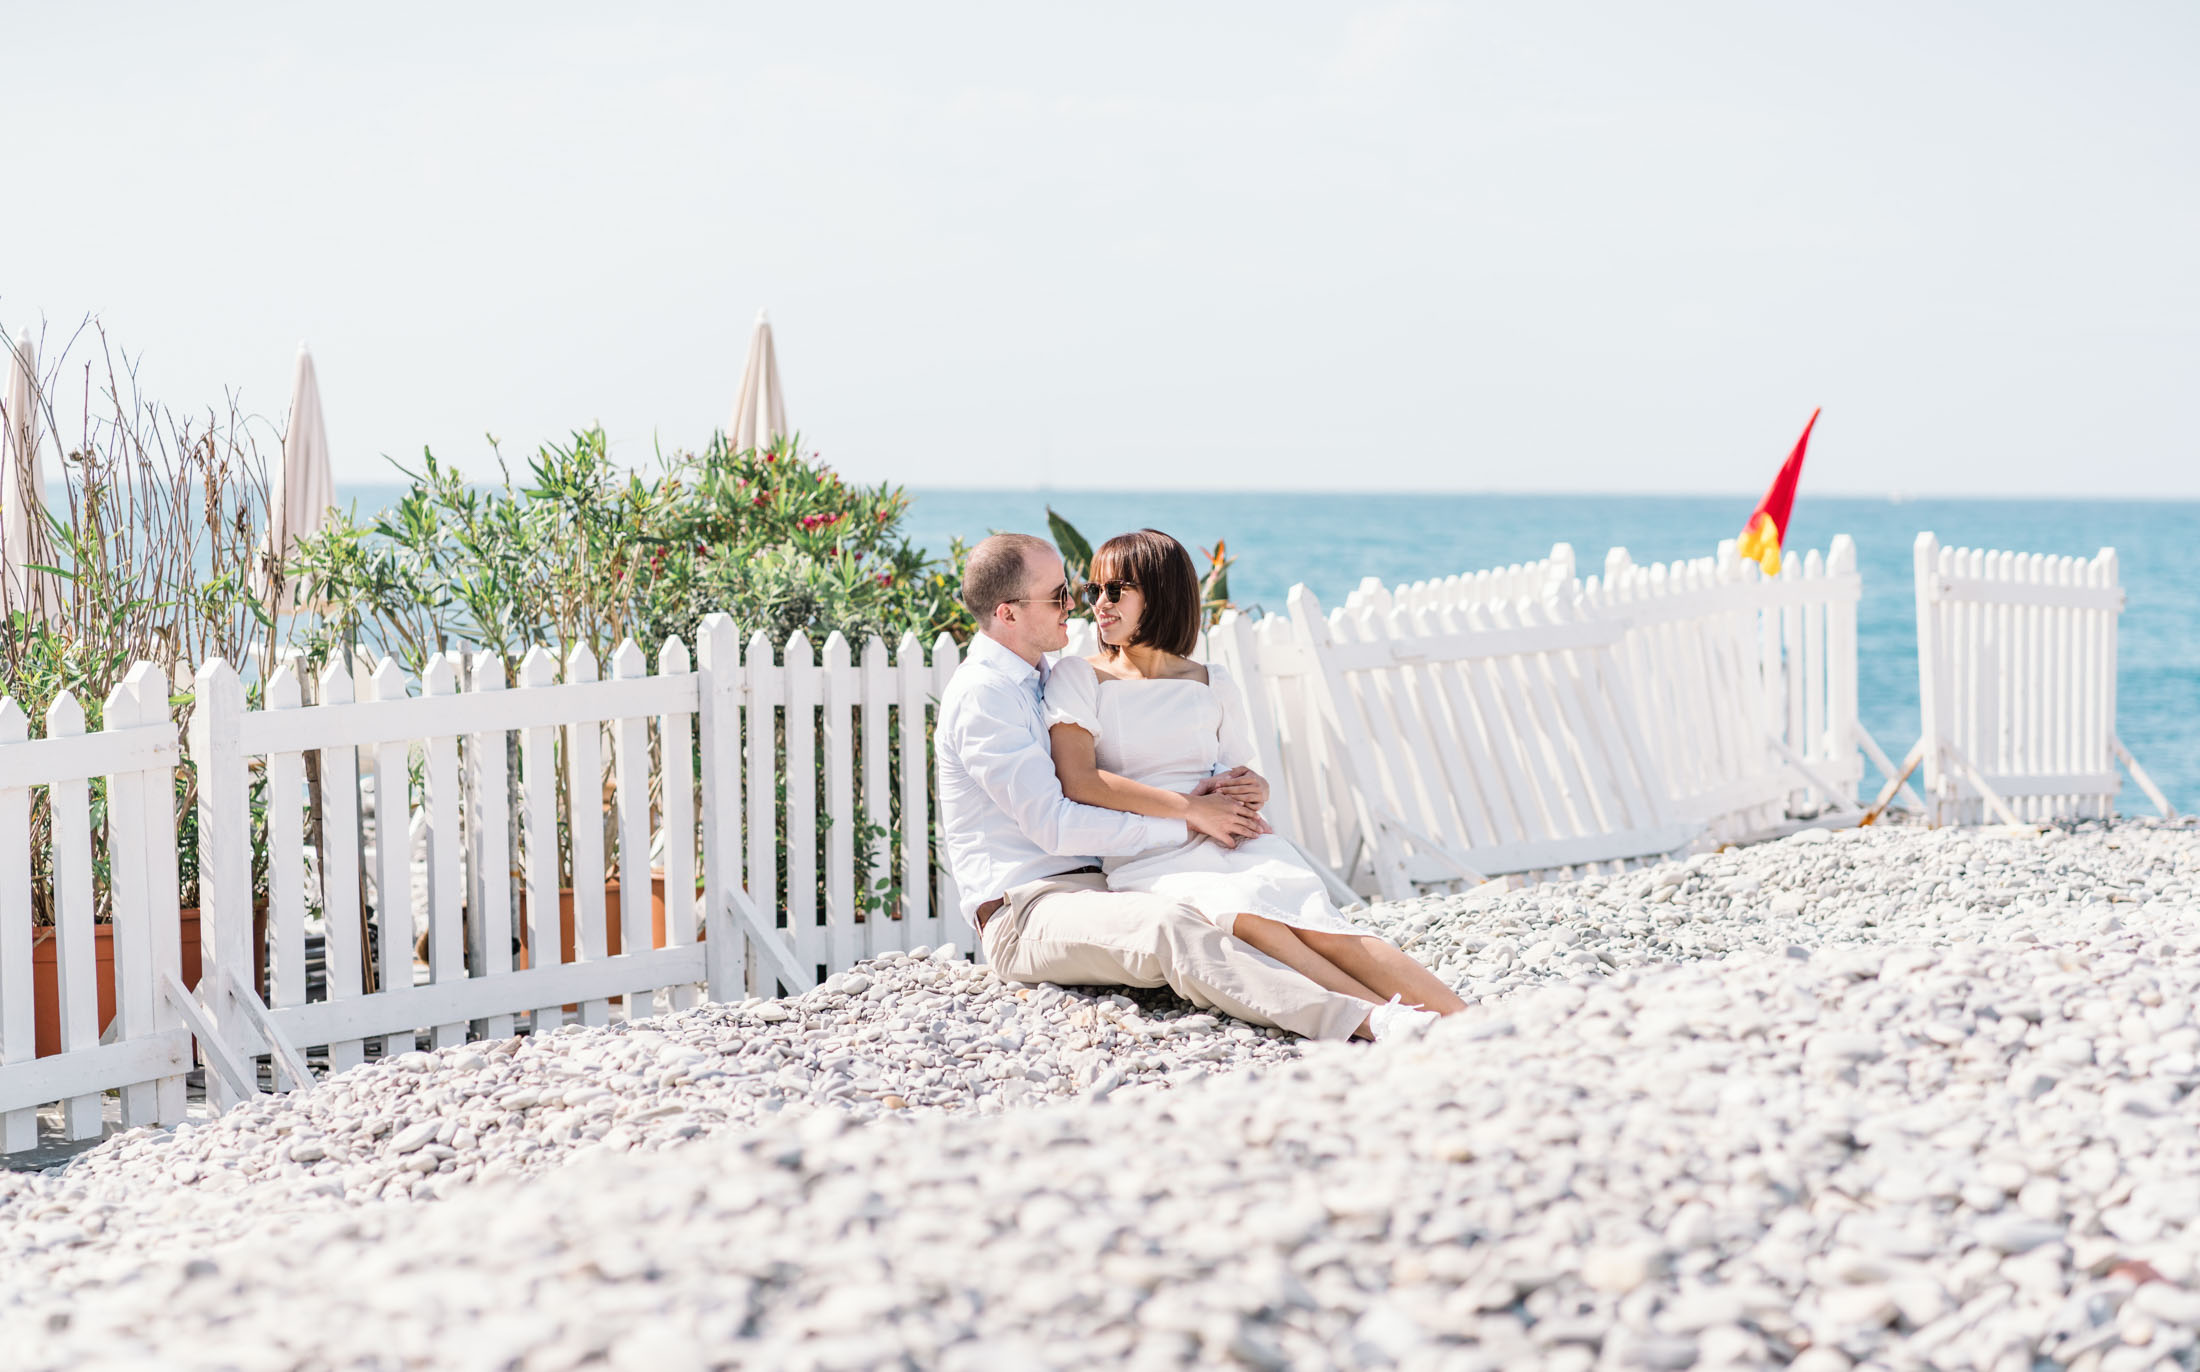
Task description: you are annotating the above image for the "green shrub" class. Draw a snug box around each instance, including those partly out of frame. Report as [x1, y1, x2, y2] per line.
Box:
[289, 428, 974, 672]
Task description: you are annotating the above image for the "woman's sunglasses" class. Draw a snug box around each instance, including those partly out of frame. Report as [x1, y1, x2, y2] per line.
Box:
[1083, 579, 1140, 604]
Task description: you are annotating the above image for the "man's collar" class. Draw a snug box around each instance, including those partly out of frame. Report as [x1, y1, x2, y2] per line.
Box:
[968, 632, 1042, 682]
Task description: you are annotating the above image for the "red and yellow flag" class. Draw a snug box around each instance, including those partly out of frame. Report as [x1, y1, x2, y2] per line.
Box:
[1735, 408, 1820, 576]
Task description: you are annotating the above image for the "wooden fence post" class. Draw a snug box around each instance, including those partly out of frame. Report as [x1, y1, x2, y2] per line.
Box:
[129, 664, 189, 1123]
[103, 677, 158, 1128]
[695, 617, 744, 1003]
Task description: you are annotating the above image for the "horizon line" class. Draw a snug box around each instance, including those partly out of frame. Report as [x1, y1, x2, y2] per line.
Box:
[313, 477, 2200, 504]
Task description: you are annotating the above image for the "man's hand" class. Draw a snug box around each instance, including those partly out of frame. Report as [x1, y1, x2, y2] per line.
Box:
[1195, 766, 1270, 811]
[1184, 790, 1268, 848]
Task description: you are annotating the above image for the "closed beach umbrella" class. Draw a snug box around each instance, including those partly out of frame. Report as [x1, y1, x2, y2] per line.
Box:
[1, 330, 52, 617]
[264, 343, 337, 612]
[727, 310, 789, 453]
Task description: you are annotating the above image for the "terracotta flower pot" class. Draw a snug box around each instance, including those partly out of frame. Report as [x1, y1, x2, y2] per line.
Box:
[515, 874, 700, 1009]
[31, 907, 265, 1059]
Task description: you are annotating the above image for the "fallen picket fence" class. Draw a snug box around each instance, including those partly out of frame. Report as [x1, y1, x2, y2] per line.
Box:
[1910, 532, 2172, 825]
[1243, 537, 1885, 898]
[1272, 582, 1695, 901]
[1592, 537, 1869, 842]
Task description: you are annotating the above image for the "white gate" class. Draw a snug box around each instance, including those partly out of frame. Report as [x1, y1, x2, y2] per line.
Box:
[1912, 532, 2171, 825]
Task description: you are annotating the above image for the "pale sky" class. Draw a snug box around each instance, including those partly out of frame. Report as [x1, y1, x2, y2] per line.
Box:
[8, 3, 2196, 495]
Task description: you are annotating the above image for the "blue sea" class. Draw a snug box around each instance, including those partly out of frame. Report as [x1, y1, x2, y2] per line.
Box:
[903, 491, 2200, 816]
[332, 484, 2200, 814]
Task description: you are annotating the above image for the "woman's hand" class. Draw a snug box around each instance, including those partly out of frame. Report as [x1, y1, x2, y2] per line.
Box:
[1185, 791, 1268, 847]
[1196, 766, 1270, 811]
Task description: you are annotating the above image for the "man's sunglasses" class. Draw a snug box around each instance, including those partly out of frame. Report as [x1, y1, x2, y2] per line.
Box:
[1007, 583, 1079, 611]
[1083, 579, 1139, 604]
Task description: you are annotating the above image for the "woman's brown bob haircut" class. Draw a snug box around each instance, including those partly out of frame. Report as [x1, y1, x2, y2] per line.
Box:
[1094, 529, 1201, 658]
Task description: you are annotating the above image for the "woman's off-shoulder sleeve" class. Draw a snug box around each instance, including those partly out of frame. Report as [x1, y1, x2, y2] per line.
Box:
[1043, 654, 1104, 741]
[1209, 662, 1259, 771]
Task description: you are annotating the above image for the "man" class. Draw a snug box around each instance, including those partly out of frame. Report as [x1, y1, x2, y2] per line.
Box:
[935, 532, 1423, 1041]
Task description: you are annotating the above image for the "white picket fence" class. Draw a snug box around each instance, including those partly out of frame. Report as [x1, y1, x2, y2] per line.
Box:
[1911, 532, 2171, 825]
[0, 666, 191, 1150]
[2, 614, 971, 1140]
[4, 532, 2176, 1147]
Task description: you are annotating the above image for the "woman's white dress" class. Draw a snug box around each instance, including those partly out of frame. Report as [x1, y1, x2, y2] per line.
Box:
[1043, 654, 1372, 937]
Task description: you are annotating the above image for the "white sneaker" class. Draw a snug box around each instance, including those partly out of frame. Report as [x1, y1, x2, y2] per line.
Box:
[1366, 996, 1438, 1042]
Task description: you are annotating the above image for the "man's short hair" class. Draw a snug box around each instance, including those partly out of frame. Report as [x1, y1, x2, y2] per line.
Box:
[962, 532, 1059, 623]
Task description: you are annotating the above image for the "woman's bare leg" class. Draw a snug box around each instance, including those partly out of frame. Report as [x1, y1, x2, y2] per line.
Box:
[1296, 930, 1469, 1015]
[1228, 913, 1385, 1006]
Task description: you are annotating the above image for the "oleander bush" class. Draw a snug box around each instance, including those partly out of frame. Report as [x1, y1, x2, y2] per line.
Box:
[288, 428, 975, 673]
[288, 430, 974, 930]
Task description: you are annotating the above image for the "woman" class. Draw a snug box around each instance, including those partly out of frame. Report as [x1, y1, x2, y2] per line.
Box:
[1043, 529, 1465, 1037]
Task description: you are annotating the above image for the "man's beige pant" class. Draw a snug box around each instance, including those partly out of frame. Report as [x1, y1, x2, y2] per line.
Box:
[979, 870, 1370, 1042]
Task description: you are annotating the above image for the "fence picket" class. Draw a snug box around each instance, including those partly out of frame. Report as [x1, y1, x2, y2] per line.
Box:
[610, 640, 655, 1020]
[658, 637, 700, 1012]
[744, 631, 782, 988]
[190, 663, 255, 1108]
[821, 633, 859, 976]
[80, 679, 149, 1130]
[266, 666, 309, 1017]
[784, 633, 820, 984]
[859, 635, 893, 960]
[421, 655, 467, 1048]
[2091, 554, 2113, 814]
[466, 653, 515, 1040]
[363, 659, 413, 1057]
[518, 647, 563, 1031]
[45, 693, 100, 1135]
[315, 660, 367, 1073]
[694, 619, 744, 1002]
[129, 665, 188, 1122]
[928, 634, 962, 947]
[895, 632, 929, 951]
[563, 644, 611, 1028]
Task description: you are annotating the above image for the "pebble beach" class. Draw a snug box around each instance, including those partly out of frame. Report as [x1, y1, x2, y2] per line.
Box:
[4, 820, 2199, 1370]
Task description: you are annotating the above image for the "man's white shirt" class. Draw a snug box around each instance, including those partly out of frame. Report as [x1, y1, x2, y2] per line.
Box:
[935, 633, 1188, 926]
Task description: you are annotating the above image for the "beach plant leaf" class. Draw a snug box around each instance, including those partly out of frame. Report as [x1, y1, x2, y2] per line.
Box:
[1045, 505, 1092, 584]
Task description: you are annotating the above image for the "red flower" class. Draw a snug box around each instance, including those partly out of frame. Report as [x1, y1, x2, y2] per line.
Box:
[876, 572, 894, 586]
[752, 493, 771, 507]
